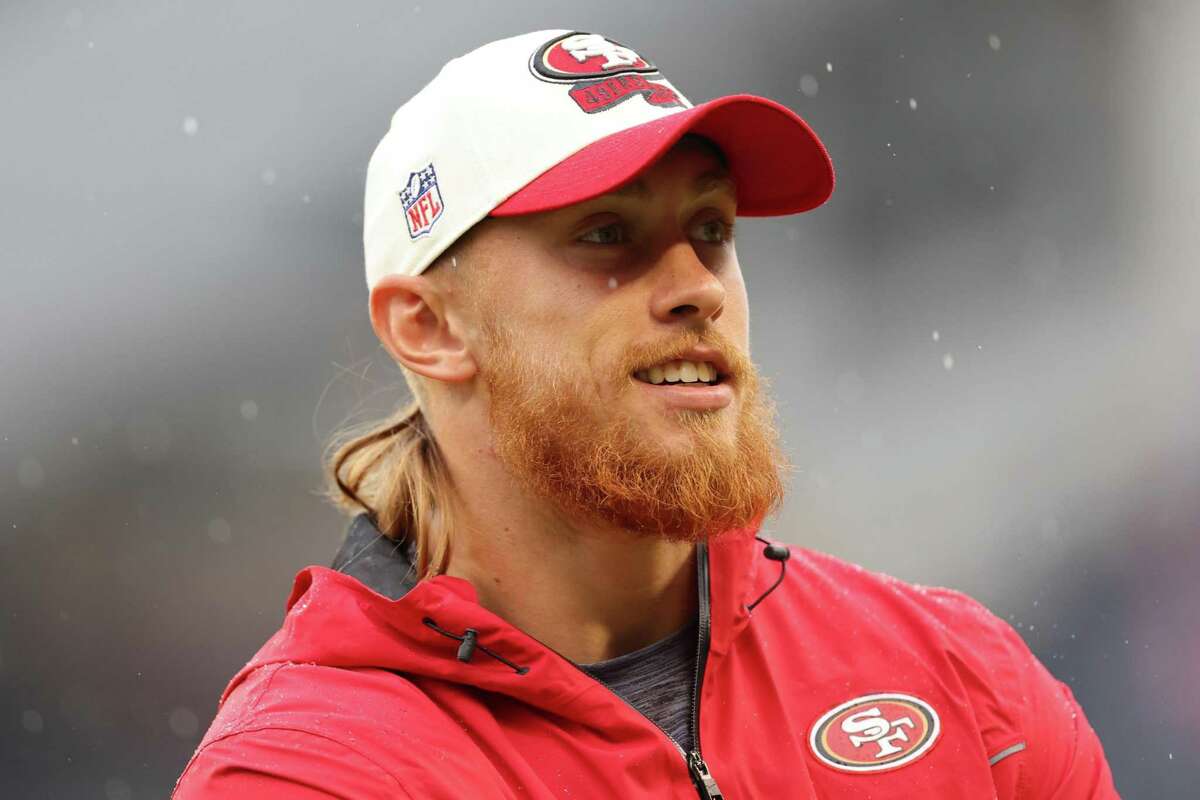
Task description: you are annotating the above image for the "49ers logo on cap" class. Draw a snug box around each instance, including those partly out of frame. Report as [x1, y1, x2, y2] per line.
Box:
[809, 693, 941, 774]
[529, 32, 683, 114]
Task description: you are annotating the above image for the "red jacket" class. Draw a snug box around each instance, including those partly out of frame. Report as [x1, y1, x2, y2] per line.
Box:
[174, 525, 1118, 798]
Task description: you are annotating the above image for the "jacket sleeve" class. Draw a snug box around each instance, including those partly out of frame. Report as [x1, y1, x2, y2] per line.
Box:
[173, 726, 413, 800]
[996, 622, 1120, 799]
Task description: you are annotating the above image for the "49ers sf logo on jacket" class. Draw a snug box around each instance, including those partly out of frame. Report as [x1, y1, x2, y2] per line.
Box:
[809, 692, 941, 773]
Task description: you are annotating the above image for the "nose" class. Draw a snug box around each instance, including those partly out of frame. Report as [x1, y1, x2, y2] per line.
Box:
[649, 241, 726, 324]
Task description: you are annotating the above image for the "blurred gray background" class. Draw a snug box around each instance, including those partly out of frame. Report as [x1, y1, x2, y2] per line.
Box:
[2, 0, 1197, 797]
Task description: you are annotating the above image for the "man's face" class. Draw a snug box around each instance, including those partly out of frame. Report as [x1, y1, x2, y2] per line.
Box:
[461, 138, 786, 540]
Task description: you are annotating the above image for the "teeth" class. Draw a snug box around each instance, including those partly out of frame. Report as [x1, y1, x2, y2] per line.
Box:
[637, 360, 719, 385]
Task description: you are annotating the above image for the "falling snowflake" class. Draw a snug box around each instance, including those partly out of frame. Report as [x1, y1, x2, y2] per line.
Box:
[207, 518, 233, 544]
[21, 709, 44, 733]
[169, 707, 200, 738]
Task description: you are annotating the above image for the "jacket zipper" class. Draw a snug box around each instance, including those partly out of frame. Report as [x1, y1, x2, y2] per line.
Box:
[686, 541, 724, 799]
[561, 542, 724, 799]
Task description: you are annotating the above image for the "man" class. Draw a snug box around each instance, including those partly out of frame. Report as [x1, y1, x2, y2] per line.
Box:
[174, 30, 1118, 798]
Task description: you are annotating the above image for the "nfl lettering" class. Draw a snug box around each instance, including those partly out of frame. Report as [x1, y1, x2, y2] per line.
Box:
[399, 163, 445, 240]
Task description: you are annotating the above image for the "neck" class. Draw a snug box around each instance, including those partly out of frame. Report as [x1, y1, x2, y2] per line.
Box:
[437, 421, 697, 664]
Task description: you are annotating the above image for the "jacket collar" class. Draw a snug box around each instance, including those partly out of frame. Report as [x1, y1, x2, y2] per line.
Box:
[223, 515, 776, 714]
[328, 520, 763, 633]
[327, 513, 768, 654]
[330, 513, 420, 600]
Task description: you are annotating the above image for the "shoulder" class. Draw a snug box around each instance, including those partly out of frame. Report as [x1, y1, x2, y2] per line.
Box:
[787, 546, 996, 615]
[174, 662, 502, 799]
[781, 545, 1024, 657]
[174, 722, 408, 799]
[209, 660, 448, 741]
[777, 544, 1050, 706]
[771, 545, 1119, 798]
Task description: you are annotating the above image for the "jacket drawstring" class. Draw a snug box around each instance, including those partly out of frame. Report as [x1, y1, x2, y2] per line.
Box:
[425, 536, 789, 670]
[422, 617, 530, 675]
[746, 537, 791, 613]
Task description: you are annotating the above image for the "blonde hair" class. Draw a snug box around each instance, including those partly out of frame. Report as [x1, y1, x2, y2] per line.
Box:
[324, 232, 487, 579]
[325, 394, 456, 579]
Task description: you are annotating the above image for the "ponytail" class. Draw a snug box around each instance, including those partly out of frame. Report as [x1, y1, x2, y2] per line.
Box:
[325, 398, 454, 579]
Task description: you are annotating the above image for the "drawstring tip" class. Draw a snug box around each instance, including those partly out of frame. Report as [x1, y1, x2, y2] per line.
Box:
[764, 543, 791, 561]
[456, 628, 479, 663]
[747, 540, 791, 613]
[423, 616, 529, 675]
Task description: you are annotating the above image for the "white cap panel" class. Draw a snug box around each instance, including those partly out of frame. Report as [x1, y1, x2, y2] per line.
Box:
[363, 30, 694, 288]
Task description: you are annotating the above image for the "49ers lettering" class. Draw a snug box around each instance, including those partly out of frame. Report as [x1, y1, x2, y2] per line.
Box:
[569, 74, 680, 114]
[809, 693, 941, 774]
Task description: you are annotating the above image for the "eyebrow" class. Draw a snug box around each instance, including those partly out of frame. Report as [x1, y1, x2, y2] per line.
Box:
[693, 169, 736, 197]
[606, 168, 736, 200]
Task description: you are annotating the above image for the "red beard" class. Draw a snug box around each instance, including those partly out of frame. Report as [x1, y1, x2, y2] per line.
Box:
[479, 321, 787, 541]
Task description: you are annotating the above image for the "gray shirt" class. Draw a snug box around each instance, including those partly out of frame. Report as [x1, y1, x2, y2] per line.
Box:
[579, 621, 698, 754]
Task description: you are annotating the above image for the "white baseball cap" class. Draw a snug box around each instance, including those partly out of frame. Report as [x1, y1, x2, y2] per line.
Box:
[363, 29, 834, 288]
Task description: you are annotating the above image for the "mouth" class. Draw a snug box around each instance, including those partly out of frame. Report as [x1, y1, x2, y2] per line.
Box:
[632, 359, 725, 387]
[628, 350, 735, 412]
[630, 344, 733, 387]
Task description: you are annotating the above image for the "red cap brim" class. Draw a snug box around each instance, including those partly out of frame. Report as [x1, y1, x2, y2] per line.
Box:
[490, 94, 834, 218]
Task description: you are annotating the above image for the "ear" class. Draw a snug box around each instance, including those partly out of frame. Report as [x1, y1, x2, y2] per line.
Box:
[369, 273, 477, 383]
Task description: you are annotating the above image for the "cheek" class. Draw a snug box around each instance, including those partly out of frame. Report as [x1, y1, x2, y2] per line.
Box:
[720, 272, 751, 340]
[483, 278, 582, 351]
[577, 296, 643, 371]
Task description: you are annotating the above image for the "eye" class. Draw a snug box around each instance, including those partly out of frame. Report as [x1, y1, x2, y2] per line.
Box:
[692, 217, 734, 244]
[578, 222, 629, 245]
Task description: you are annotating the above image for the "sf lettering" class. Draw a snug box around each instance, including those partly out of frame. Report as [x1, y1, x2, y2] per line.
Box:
[840, 707, 917, 759]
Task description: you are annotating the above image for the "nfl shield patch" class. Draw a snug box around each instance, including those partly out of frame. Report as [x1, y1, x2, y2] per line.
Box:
[399, 164, 445, 239]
